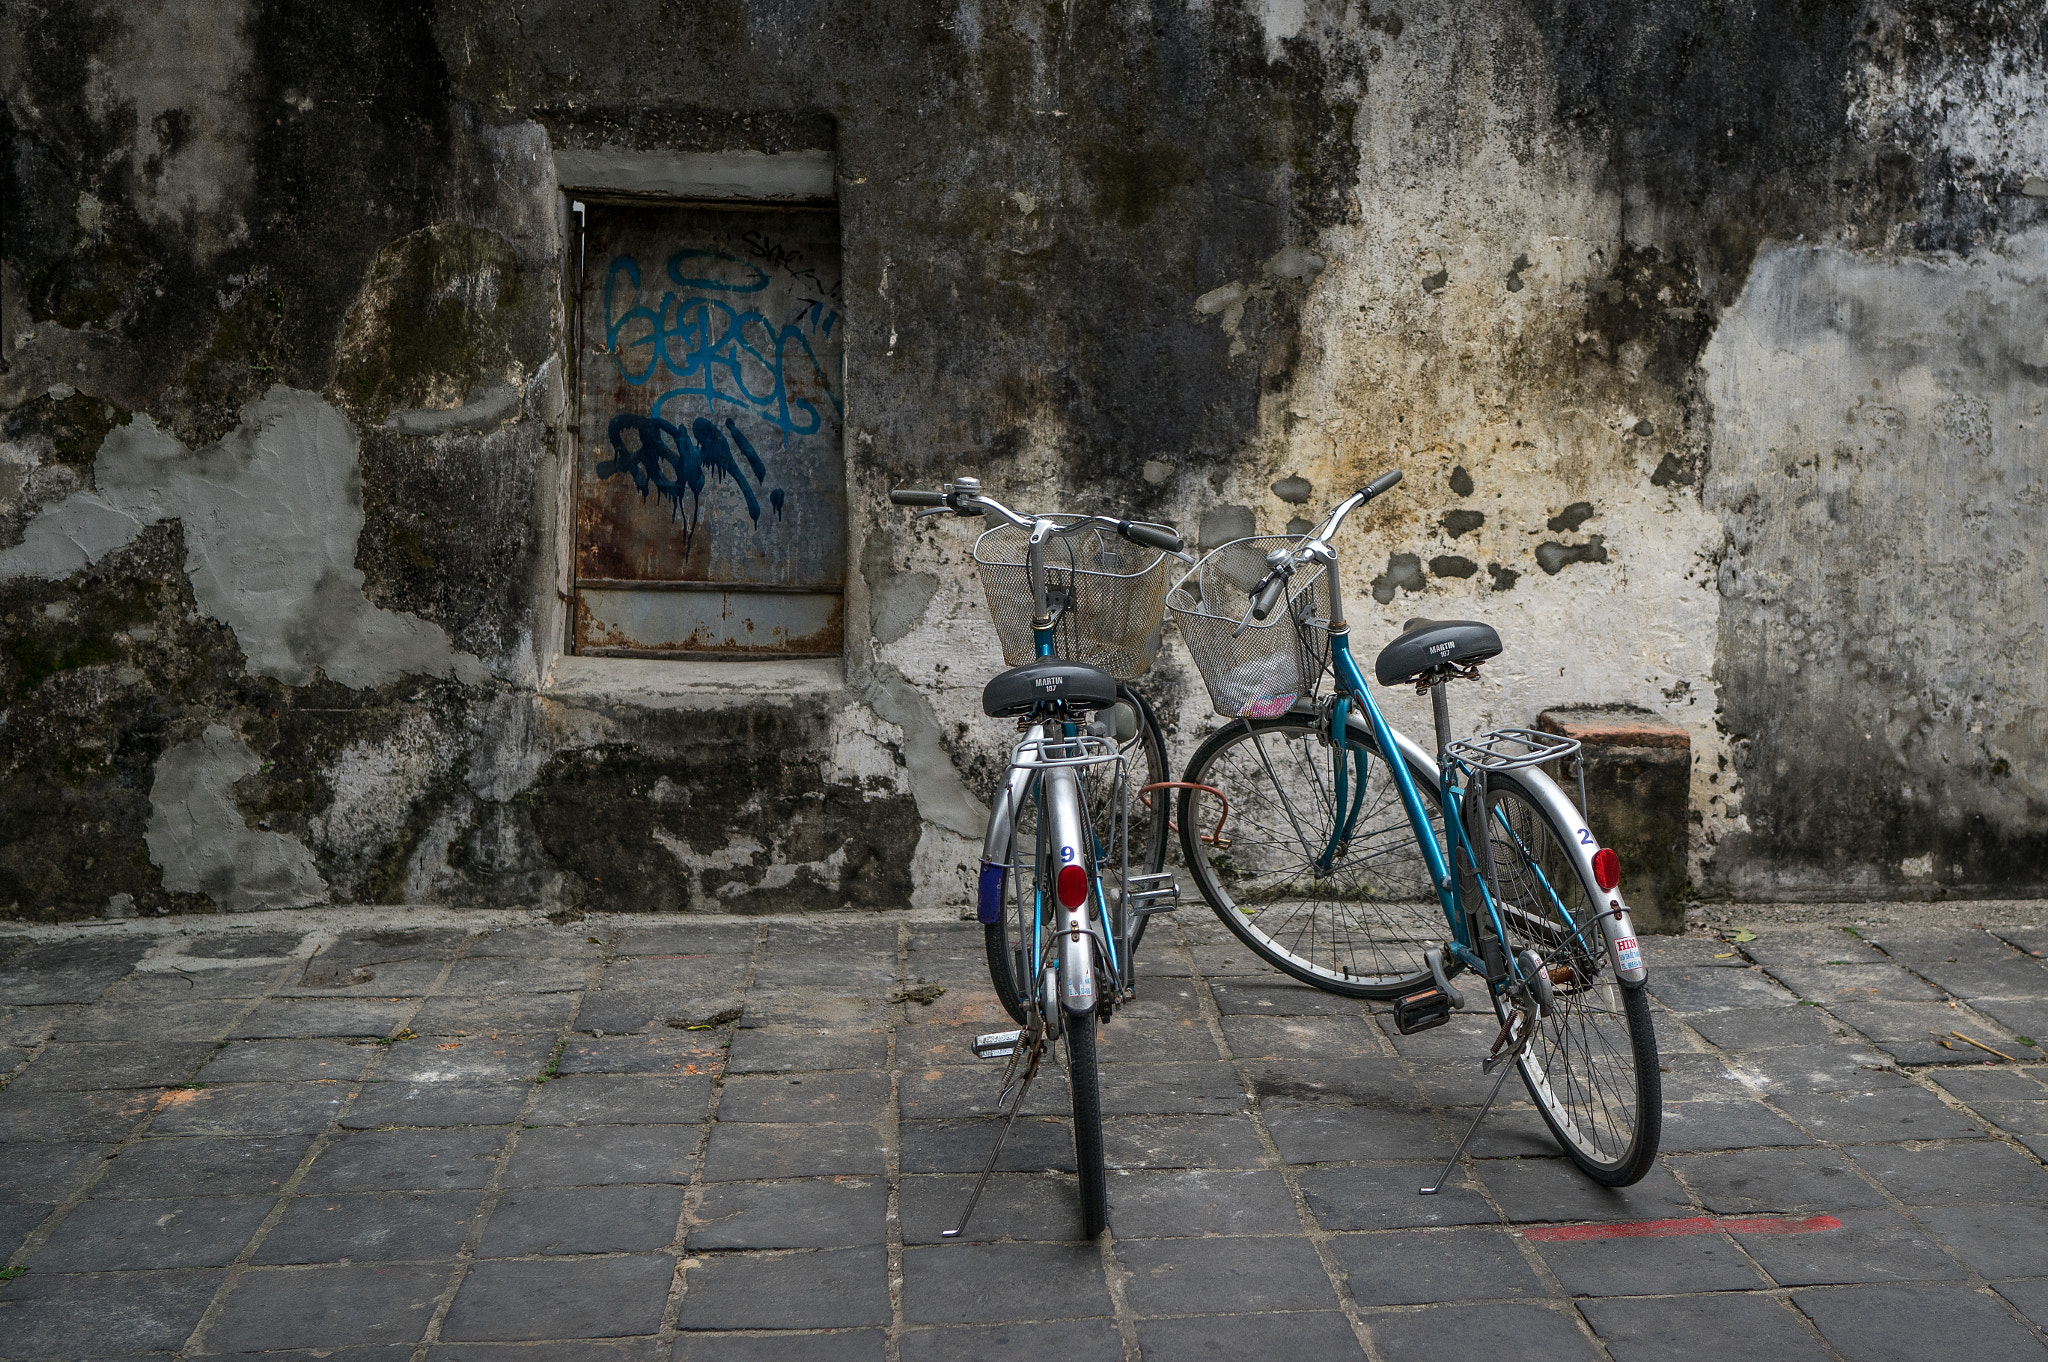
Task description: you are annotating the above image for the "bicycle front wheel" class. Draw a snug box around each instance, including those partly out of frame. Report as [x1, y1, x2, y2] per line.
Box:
[1178, 714, 1446, 998]
[1478, 779, 1661, 1185]
[1065, 1006, 1107, 1238]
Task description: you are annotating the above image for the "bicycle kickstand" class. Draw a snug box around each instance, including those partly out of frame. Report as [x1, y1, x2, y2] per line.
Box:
[944, 1021, 1048, 1238]
[1420, 1006, 1531, 1197]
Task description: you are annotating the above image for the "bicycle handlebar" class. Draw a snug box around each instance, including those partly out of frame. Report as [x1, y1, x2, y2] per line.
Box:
[1248, 572, 1289, 622]
[888, 483, 1183, 557]
[1239, 467, 1405, 628]
[889, 489, 947, 507]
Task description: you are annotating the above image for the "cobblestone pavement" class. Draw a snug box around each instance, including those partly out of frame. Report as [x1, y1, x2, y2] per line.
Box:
[3, 906, 2047, 1360]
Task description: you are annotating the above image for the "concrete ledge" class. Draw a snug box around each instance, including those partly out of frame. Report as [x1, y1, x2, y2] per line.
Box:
[553, 148, 835, 201]
[1537, 707, 1689, 748]
[541, 653, 845, 709]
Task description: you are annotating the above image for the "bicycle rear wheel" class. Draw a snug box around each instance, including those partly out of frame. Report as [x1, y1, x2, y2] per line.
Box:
[1177, 714, 1446, 998]
[1065, 1006, 1108, 1238]
[1477, 779, 1661, 1185]
[985, 684, 1167, 1024]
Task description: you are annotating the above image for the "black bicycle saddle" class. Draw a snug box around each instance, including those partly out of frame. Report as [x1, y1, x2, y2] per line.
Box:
[1374, 618, 1503, 685]
[981, 659, 1119, 717]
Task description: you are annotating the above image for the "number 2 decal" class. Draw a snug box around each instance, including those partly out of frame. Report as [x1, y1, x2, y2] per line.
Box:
[1578, 829, 1594, 846]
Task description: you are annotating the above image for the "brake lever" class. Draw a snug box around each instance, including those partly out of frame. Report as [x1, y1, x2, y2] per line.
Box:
[914, 506, 952, 520]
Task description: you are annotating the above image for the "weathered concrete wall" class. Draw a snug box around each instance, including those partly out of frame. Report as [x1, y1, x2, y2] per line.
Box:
[2, 0, 2043, 921]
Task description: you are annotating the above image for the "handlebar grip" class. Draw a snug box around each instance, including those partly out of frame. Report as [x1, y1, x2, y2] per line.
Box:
[1358, 469, 1403, 502]
[1118, 520, 1183, 554]
[1249, 572, 1289, 622]
[889, 489, 947, 507]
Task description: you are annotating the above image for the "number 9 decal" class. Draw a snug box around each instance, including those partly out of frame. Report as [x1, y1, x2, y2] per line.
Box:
[1061, 846, 1075, 863]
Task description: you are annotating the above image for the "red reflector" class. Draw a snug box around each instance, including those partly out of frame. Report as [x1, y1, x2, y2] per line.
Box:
[1057, 863, 1090, 908]
[1592, 847, 1620, 891]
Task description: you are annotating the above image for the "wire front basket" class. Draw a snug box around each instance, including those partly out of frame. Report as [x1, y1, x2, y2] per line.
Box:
[973, 519, 1177, 679]
[1167, 535, 1332, 719]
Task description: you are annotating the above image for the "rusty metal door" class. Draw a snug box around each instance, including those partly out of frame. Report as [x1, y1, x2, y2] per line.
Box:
[574, 202, 845, 656]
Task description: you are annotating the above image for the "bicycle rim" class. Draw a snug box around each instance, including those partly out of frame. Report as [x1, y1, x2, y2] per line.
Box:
[1178, 715, 1445, 998]
[1065, 1007, 1107, 1238]
[1480, 781, 1661, 1184]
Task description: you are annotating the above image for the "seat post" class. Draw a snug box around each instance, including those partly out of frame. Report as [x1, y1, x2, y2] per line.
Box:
[1429, 677, 1453, 762]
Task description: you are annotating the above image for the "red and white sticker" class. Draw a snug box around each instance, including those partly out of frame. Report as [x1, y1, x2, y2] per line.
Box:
[1238, 693, 1297, 719]
[1613, 936, 1642, 972]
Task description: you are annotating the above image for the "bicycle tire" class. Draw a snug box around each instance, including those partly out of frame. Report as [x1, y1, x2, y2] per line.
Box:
[1476, 778, 1662, 1185]
[1065, 1006, 1108, 1238]
[1177, 714, 1447, 999]
[985, 683, 1168, 1024]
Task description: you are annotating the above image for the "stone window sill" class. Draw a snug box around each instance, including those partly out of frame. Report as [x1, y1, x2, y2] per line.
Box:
[540, 654, 845, 709]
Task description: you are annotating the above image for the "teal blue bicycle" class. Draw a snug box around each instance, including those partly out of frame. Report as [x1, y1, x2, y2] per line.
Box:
[1168, 471, 1662, 1187]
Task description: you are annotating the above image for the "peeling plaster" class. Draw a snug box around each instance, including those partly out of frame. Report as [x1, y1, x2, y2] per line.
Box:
[146, 725, 328, 911]
[0, 387, 489, 689]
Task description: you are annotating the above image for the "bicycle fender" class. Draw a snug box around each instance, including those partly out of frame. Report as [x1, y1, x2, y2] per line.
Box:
[1481, 764, 1649, 986]
[979, 759, 1037, 924]
[1045, 769, 1098, 1014]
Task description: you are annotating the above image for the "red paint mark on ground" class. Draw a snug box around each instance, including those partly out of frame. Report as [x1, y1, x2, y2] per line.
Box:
[1523, 1214, 1841, 1242]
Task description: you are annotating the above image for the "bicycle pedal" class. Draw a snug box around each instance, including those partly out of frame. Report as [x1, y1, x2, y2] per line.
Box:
[1393, 987, 1454, 1035]
[971, 1029, 1023, 1059]
[1128, 872, 1180, 915]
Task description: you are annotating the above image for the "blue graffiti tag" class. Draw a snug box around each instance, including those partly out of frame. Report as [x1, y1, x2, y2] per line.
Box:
[604, 250, 842, 437]
[598, 414, 788, 559]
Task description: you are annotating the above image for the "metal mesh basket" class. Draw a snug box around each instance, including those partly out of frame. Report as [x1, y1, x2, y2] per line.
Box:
[1167, 535, 1332, 718]
[972, 518, 1177, 679]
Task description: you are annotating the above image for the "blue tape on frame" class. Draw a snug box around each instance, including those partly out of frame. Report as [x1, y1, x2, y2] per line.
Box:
[977, 862, 1005, 925]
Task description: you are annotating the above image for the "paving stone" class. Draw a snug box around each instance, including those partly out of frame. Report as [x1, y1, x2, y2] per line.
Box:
[276, 959, 449, 998]
[100, 965, 287, 1003]
[1091, 1015, 1220, 1063]
[200, 1039, 375, 1082]
[0, 940, 148, 1006]
[1846, 1140, 2048, 1206]
[463, 925, 609, 959]
[1913, 1204, 2048, 1280]
[1773, 1086, 1984, 1143]
[1328, 1226, 1547, 1306]
[1793, 1283, 2047, 1362]
[406, 992, 581, 1036]
[0, 1004, 78, 1047]
[1105, 1168, 1301, 1238]
[1654, 1099, 1813, 1152]
[1219, 1014, 1383, 1059]
[1246, 1058, 1421, 1109]
[675, 1330, 885, 1362]
[301, 1129, 509, 1192]
[762, 918, 901, 958]
[678, 1245, 889, 1329]
[1102, 1114, 1269, 1170]
[230, 999, 416, 1040]
[1374, 1012, 1509, 1059]
[1296, 1164, 1492, 1230]
[502, 1124, 699, 1188]
[149, 1082, 352, 1136]
[0, 1087, 163, 1143]
[1740, 934, 1890, 970]
[1371, 1302, 1599, 1362]
[1645, 967, 1798, 1012]
[1111, 985, 1208, 1022]
[208, 1262, 454, 1350]
[1966, 1098, 2048, 1137]
[9, 1040, 219, 1093]
[1648, 1051, 1752, 1102]
[1734, 1206, 1965, 1286]
[557, 1031, 728, 1078]
[1098, 1061, 1250, 1117]
[442, 1256, 675, 1341]
[1821, 997, 2007, 1049]
[341, 1082, 529, 1129]
[576, 987, 739, 1036]
[55, 995, 255, 1042]
[1, 1141, 110, 1200]
[894, 1024, 999, 1069]
[33, 1195, 273, 1270]
[1478, 1156, 1696, 1224]
[255, 1190, 484, 1263]
[1186, 942, 1285, 977]
[1127, 1235, 1337, 1317]
[1767, 964, 1945, 1003]
[1460, 1105, 1580, 1160]
[0, 1266, 222, 1358]
[613, 922, 759, 956]
[0, 1202, 50, 1255]
[898, 1173, 1084, 1244]
[1926, 1066, 2048, 1104]
[741, 985, 897, 1029]
[437, 957, 587, 995]
[908, 1320, 1119, 1362]
[1967, 998, 2048, 1042]
[1913, 958, 2048, 1000]
[1209, 980, 1365, 1016]
[901, 1241, 1114, 1324]
[900, 1066, 1063, 1120]
[528, 1074, 713, 1126]
[1721, 1044, 1908, 1097]
[689, 1175, 888, 1249]
[1862, 929, 2017, 965]
[478, 1185, 684, 1255]
[600, 957, 744, 993]
[95, 1135, 312, 1198]
[1993, 1278, 2048, 1330]
[1263, 1103, 1453, 1163]
[1532, 1225, 1766, 1295]
[725, 1025, 889, 1073]
[1405, 1058, 1529, 1108]
[1683, 1005, 1843, 1051]
[372, 1034, 557, 1084]
[1673, 1147, 1891, 1215]
[317, 929, 470, 966]
[705, 1122, 890, 1180]
[1138, 1310, 1361, 1361]
[1579, 1292, 1831, 1362]
[717, 1070, 893, 1123]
